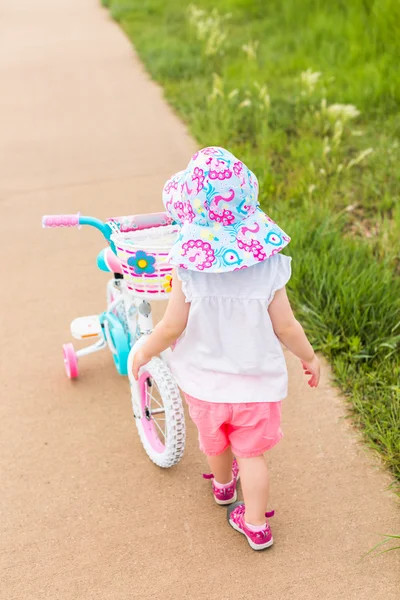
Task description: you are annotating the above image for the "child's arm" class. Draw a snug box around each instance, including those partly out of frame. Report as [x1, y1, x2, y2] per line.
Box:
[268, 287, 320, 387]
[132, 272, 190, 379]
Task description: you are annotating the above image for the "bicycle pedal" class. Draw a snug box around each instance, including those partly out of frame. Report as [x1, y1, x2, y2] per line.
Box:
[70, 316, 102, 340]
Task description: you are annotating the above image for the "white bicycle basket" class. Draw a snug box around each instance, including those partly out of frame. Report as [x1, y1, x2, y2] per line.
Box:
[110, 225, 179, 299]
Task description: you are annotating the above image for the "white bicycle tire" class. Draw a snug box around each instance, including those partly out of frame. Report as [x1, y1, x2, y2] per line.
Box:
[134, 357, 185, 468]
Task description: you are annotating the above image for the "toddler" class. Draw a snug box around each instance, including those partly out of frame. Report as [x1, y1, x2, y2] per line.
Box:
[133, 147, 320, 551]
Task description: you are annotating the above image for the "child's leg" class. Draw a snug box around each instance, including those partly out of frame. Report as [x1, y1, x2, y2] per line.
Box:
[184, 393, 234, 484]
[206, 446, 234, 484]
[236, 455, 269, 526]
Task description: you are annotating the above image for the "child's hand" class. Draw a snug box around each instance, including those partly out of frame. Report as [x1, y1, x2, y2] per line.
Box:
[302, 355, 320, 388]
[132, 348, 151, 380]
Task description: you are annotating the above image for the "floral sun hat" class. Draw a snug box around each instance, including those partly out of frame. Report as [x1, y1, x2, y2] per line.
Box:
[162, 146, 290, 272]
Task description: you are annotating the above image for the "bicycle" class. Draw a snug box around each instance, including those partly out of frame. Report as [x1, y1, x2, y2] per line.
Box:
[42, 211, 185, 468]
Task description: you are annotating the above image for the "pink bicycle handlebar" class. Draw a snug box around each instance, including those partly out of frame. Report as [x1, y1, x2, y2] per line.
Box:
[42, 211, 174, 238]
[42, 214, 80, 228]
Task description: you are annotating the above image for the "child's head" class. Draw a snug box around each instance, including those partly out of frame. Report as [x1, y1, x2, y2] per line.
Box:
[163, 147, 290, 272]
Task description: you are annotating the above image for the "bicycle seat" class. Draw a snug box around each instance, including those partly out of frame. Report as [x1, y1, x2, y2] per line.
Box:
[97, 247, 123, 274]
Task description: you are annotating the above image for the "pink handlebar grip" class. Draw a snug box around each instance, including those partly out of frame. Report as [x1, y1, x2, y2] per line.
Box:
[42, 214, 80, 228]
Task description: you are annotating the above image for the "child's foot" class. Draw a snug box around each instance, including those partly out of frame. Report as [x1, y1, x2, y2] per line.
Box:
[203, 458, 239, 505]
[227, 502, 274, 550]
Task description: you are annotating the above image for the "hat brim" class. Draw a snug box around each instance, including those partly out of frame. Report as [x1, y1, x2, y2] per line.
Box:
[167, 208, 290, 273]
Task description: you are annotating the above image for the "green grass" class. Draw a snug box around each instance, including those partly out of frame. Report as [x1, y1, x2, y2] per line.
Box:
[102, 0, 400, 481]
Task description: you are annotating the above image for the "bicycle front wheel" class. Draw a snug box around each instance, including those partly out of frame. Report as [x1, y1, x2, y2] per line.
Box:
[133, 358, 185, 468]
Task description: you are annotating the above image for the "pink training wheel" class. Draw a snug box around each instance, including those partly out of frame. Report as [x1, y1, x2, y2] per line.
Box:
[63, 343, 79, 379]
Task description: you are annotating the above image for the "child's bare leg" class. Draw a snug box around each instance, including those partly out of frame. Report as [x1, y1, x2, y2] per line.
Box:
[206, 446, 234, 484]
[237, 455, 269, 526]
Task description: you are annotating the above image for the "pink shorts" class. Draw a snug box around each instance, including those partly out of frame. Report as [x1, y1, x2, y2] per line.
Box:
[184, 394, 283, 458]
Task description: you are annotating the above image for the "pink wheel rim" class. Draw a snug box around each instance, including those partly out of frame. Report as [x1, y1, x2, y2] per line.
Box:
[63, 343, 78, 379]
[138, 371, 165, 453]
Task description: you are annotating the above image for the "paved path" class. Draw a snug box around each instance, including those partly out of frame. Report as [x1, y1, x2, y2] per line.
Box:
[0, 1, 398, 598]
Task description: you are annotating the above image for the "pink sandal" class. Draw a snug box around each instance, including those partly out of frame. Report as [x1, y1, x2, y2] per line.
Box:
[227, 502, 274, 550]
[203, 458, 240, 505]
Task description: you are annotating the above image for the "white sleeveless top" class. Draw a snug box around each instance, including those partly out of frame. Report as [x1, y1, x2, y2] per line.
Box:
[169, 254, 292, 404]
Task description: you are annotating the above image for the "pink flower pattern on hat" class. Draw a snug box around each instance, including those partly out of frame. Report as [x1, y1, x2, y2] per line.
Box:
[192, 167, 205, 194]
[181, 240, 216, 271]
[173, 201, 195, 224]
[164, 177, 179, 194]
[209, 188, 236, 226]
[207, 157, 233, 181]
[233, 161, 243, 177]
